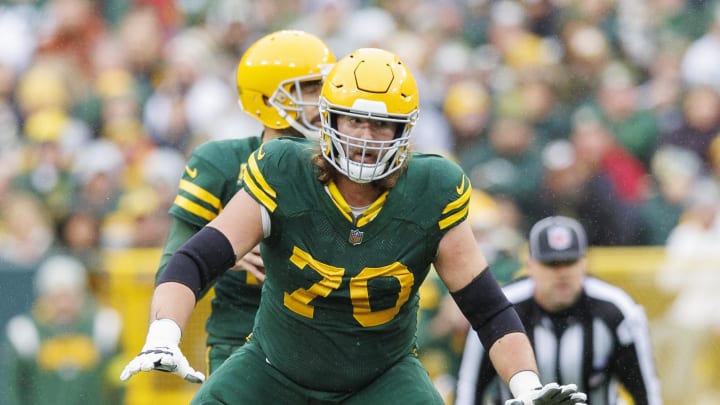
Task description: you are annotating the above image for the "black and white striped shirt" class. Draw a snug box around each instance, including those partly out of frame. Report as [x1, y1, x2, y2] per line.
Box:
[455, 276, 661, 405]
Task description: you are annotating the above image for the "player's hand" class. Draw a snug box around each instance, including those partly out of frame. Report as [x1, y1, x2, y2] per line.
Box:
[119, 319, 205, 384]
[234, 244, 265, 282]
[505, 383, 587, 405]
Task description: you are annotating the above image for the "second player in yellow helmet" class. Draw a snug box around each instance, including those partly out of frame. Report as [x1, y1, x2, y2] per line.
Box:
[121, 30, 336, 384]
[237, 30, 336, 139]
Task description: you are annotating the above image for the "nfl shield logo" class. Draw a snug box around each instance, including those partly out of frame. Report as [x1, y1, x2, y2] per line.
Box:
[349, 229, 364, 246]
[547, 226, 572, 250]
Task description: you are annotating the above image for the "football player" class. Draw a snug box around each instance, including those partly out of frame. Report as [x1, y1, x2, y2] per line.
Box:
[122, 48, 587, 405]
[136, 29, 335, 380]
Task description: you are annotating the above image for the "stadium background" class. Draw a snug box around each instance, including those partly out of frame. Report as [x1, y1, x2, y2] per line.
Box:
[1, 0, 720, 404]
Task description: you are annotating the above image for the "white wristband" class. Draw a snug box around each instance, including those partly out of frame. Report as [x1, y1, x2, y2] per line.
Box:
[508, 370, 542, 398]
[147, 318, 182, 344]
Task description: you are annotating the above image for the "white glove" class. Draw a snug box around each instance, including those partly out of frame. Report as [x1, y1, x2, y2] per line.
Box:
[505, 383, 587, 405]
[119, 319, 205, 383]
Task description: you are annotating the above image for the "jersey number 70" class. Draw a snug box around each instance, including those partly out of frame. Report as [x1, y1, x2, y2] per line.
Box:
[284, 246, 415, 327]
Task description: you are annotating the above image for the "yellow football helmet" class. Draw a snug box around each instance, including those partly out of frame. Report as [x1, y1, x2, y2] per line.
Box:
[319, 48, 419, 183]
[236, 30, 336, 139]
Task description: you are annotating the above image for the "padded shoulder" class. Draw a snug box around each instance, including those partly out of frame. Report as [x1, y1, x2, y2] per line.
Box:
[170, 137, 262, 226]
[400, 153, 472, 232]
[249, 137, 315, 172]
[242, 137, 317, 214]
[190, 137, 262, 171]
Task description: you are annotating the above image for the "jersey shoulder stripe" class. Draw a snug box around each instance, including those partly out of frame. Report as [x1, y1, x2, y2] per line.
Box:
[439, 173, 471, 229]
[177, 179, 222, 210]
[244, 151, 278, 212]
[405, 153, 471, 231]
[171, 137, 261, 226]
[242, 138, 311, 213]
[173, 194, 217, 221]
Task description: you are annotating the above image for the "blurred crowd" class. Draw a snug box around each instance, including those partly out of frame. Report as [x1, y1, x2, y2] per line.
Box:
[1, 0, 720, 272]
[1, 0, 720, 403]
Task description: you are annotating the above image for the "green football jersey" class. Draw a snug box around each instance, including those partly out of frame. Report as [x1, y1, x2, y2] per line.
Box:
[242, 137, 471, 392]
[167, 136, 262, 345]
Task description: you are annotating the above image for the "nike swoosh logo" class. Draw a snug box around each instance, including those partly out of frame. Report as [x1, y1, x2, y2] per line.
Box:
[456, 176, 466, 195]
[185, 165, 198, 179]
[256, 144, 266, 160]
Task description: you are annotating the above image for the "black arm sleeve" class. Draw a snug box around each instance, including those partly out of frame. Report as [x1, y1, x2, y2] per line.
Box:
[156, 226, 236, 300]
[155, 217, 201, 284]
[451, 268, 526, 350]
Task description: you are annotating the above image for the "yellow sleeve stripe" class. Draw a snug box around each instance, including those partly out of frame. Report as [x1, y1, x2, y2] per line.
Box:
[438, 175, 471, 230]
[438, 204, 469, 230]
[248, 154, 277, 198]
[173, 195, 218, 221]
[178, 179, 222, 210]
[243, 155, 277, 212]
[442, 175, 471, 214]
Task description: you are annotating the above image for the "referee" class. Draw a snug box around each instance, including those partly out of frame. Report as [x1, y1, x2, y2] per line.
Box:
[455, 216, 661, 405]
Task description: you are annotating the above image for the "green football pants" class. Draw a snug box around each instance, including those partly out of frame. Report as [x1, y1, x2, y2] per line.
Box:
[207, 343, 245, 375]
[192, 340, 444, 405]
